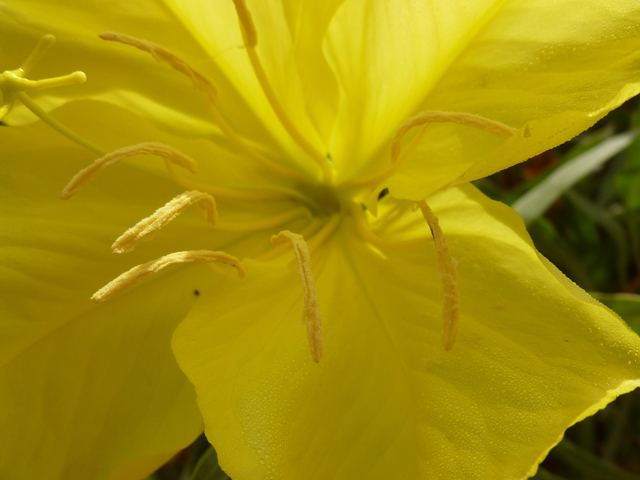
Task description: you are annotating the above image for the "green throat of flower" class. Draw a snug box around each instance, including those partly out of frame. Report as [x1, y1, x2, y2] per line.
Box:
[2, 0, 522, 362]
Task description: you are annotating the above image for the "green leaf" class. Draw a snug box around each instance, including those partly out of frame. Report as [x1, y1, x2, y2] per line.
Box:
[189, 446, 230, 480]
[551, 440, 640, 480]
[512, 131, 638, 224]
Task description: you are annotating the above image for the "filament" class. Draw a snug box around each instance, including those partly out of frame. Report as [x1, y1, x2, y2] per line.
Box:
[92, 250, 244, 303]
[100, 31, 308, 182]
[231, 0, 333, 181]
[112, 191, 217, 254]
[417, 201, 459, 351]
[352, 111, 517, 189]
[271, 230, 323, 362]
[61, 142, 197, 199]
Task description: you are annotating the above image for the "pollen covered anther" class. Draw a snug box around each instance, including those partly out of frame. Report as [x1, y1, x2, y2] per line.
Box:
[99, 31, 218, 103]
[112, 190, 217, 254]
[61, 142, 198, 199]
[417, 201, 459, 351]
[92, 250, 244, 303]
[272, 231, 323, 363]
[391, 111, 518, 163]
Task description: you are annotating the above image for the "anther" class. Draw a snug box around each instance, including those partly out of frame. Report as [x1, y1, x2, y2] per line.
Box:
[92, 250, 244, 303]
[99, 31, 218, 103]
[417, 201, 459, 351]
[391, 111, 517, 163]
[112, 191, 217, 254]
[101, 31, 309, 181]
[231, 0, 258, 48]
[351, 111, 517, 190]
[61, 142, 198, 199]
[272, 231, 323, 363]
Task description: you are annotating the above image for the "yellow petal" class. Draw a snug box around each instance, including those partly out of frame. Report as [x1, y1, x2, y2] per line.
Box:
[173, 185, 640, 480]
[0, 124, 209, 480]
[160, 0, 341, 164]
[0, 0, 230, 140]
[0, 106, 304, 479]
[384, 0, 640, 199]
[325, 0, 505, 179]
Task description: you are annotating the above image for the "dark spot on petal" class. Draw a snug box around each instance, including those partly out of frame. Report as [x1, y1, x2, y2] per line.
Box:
[378, 188, 389, 200]
[194, 289, 200, 296]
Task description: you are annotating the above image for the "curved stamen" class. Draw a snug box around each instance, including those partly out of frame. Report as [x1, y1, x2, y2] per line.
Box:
[231, 0, 333, 181]
[352, 111, 518, 189]
[112, 190, 217, 254]
[61, 142, 197, 199]
[417, 201, 459, 351]
[272, 230, 323, 363]
[92, 250, 244, 303]
[100, 31, 308, 182]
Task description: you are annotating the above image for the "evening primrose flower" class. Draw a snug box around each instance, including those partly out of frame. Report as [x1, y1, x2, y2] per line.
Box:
[3, 1, 640, 480]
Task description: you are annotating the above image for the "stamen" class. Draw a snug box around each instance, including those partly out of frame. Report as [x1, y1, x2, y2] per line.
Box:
[100, 31, 308, 182]
[231, 0, 333, 181]
[92, 250, 244, 303]
[112, 190, 217, 254]
[256, 221, 322, 262]
[390, 111, 517, 163]
[417, 201, 459, 351]
[271, 230, 323, 363]
[61, 142, 197, 199]
[352, 111, 517, 189]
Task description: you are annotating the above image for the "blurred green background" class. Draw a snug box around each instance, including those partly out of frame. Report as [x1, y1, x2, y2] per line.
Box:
[149, 97, 640, 480]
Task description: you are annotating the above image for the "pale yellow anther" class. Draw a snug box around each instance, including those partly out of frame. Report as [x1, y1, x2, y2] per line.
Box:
[99, 31, 218, 103]
[231, 0, 258, 48]
[351, 111, 517, 190]
[61, 142, 198, 199]
[101, 30, 309, 181]
[271, 231, 323, 363]
[92, 250, 244, 303]
[417, 201, 459, 351]
[112, 191, 217, 254]
[390, 111, 517, 163]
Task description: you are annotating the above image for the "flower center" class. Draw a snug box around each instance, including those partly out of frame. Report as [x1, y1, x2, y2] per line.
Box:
[5, 3, 520, 359]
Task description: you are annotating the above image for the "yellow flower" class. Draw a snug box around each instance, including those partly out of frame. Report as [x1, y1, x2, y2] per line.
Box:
[2, 1, 640, 480]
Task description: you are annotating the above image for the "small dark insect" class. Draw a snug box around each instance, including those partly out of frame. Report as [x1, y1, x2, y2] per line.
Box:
[193, 289, 200, 296]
